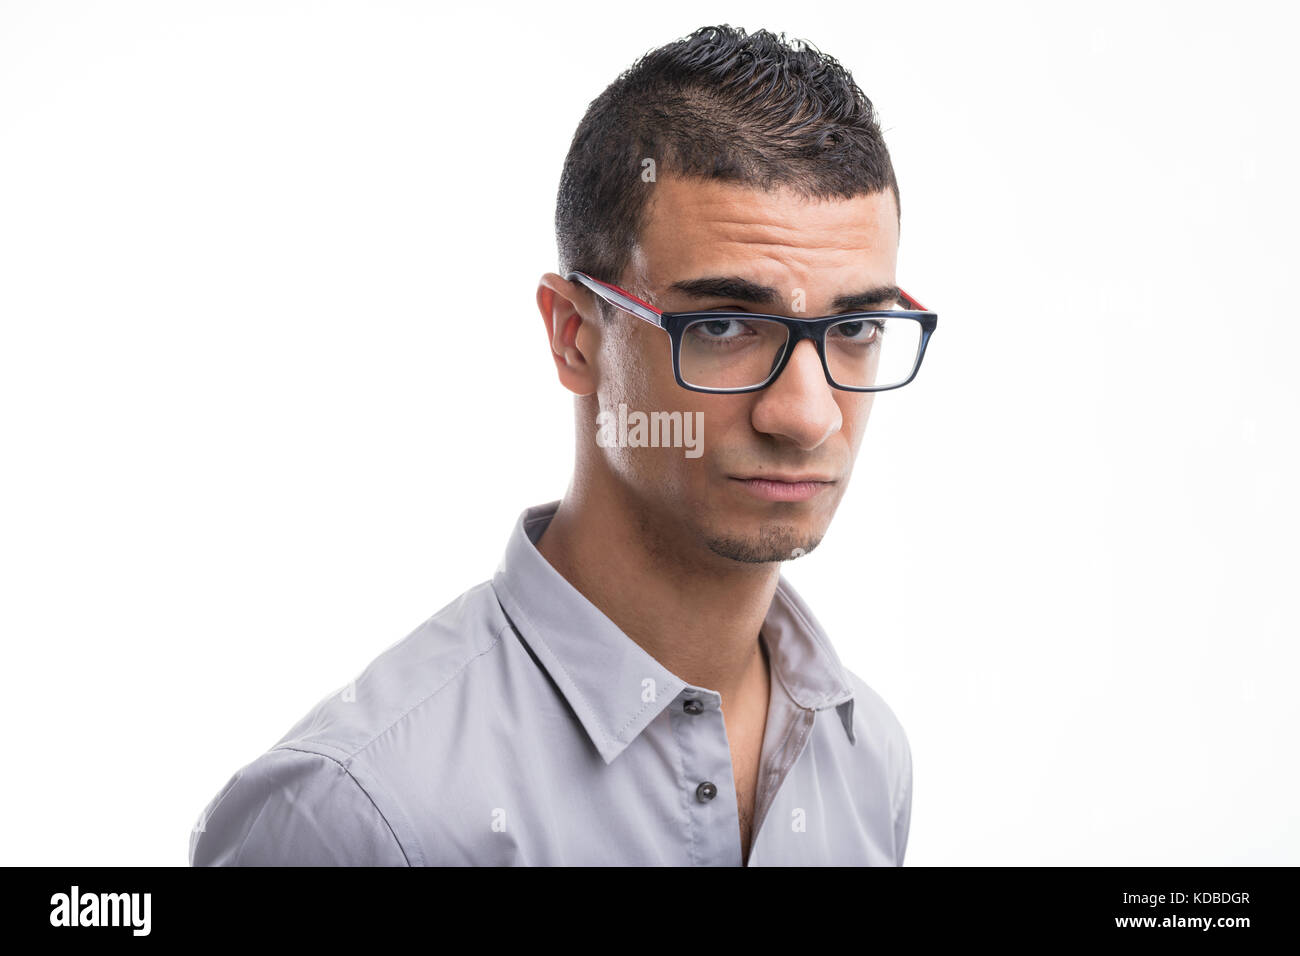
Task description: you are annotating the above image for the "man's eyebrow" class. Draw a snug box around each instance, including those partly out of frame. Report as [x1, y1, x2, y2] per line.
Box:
[666, 276, 902, 311]
[830, 285, 903, 310]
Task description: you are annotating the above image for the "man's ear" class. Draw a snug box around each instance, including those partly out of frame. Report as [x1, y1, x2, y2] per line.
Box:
[537, 273, 598, 397]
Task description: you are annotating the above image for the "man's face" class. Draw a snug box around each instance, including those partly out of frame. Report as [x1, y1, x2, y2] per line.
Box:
[590, 173, 901, 565]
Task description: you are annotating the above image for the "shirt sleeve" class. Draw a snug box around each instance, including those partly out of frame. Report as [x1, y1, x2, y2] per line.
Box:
[893, 727, 913, 866]
[189, 747, 409, 866]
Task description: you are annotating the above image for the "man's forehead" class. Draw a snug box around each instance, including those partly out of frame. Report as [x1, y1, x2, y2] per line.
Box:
[632, 175, 899, 298]
[644, 174, 896, 236]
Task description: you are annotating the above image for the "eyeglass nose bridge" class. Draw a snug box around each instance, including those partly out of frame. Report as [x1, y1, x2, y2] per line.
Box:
[760, 319, 838, 391]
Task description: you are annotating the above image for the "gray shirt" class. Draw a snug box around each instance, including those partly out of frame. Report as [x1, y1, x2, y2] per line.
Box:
[189, 500, 913, 866]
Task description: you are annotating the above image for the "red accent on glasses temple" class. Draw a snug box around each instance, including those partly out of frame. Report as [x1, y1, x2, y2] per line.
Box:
[585, 276, 663, 315]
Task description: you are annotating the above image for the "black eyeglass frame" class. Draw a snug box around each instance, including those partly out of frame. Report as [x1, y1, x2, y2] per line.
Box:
[564, 270, 938, 394]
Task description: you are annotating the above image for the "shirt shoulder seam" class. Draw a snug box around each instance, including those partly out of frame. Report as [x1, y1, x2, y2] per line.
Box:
[266, 745, 413, 866]
[274, 616, 510, 773]
[343, 619, 511, 762]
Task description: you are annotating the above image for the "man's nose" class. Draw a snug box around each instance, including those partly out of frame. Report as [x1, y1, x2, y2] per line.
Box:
[749, 338, 842, 450]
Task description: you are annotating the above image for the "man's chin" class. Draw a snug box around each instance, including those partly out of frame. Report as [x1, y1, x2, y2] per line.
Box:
[702, 524, 823, 564]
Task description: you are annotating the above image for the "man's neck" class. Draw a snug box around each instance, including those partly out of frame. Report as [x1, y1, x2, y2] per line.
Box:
[535, 483, 779, 708]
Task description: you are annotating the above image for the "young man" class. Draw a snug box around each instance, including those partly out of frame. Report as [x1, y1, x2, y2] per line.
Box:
[190, 24, 935, 867]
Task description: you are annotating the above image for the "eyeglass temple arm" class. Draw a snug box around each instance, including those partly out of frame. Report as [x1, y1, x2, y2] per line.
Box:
[564, 272, 664, 327]
[897, 287, 926, 311]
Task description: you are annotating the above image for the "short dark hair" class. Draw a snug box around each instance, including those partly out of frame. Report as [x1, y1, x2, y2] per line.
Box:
[554, 24, 900, 319]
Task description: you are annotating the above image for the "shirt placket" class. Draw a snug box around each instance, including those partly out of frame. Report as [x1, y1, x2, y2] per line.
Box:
[746, 701, 817, 865]
[669, 686, 742, 866]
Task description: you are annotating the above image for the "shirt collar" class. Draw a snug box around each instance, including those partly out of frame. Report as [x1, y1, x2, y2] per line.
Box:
[491, 500, 857, 764]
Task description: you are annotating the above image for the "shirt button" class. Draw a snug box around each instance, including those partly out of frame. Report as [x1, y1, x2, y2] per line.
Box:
[683, 698, 703, 715]
[696, 781, 717, 802]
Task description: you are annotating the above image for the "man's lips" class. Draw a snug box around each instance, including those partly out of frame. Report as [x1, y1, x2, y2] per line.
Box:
[729, 475, 837, 502]
[733, 472, 837, 483]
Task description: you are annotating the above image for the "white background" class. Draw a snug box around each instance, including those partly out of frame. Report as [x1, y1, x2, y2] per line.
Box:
[2, 0, 1296, 866]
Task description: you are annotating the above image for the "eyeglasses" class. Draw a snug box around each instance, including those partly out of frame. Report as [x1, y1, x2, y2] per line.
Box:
[565, 271, 938, 394]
